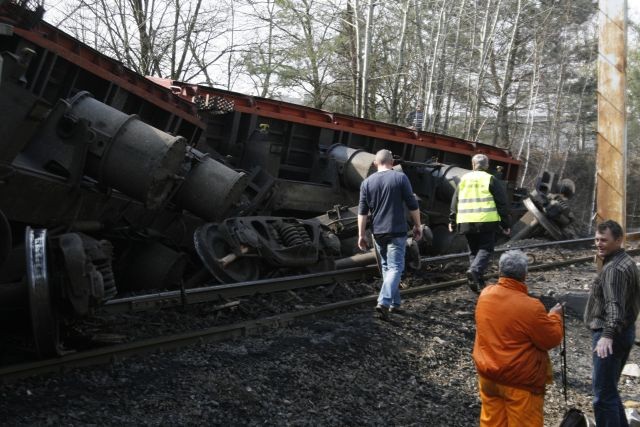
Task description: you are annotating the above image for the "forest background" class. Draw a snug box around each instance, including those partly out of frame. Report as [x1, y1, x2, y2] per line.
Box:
[46, 0, 640, 234]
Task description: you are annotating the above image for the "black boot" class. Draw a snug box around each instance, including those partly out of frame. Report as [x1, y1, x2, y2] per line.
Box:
[466, 270, 480, 293]
[476, 275, 486, 291]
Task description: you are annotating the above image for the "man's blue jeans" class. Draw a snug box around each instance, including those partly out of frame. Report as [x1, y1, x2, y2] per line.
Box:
[374, 236, 406, 308]
[591, 325, 636, 427]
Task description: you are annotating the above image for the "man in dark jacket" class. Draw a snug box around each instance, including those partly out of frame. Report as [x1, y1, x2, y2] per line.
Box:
[449, 154, 510, 291]
[358, 149, 422, 319]
[584, 220, 640, 427]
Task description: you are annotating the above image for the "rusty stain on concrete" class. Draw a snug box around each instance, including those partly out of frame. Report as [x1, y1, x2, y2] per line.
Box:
[596, 0, 627, 228]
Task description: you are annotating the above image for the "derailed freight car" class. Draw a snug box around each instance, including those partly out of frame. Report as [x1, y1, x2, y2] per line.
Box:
[0, 0, 575, 357]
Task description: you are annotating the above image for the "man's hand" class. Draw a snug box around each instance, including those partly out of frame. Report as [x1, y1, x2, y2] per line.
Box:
[358, 235, 369, 251]
[413, 225, 423, 241]
[594, 336, 614, 358]
[448, 223, 454, 233]
[549, 303, 563, 316]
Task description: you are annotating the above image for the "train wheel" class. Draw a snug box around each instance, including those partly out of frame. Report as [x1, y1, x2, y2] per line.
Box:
[25, 227, 62, 357]
[194, 224, 261, 283]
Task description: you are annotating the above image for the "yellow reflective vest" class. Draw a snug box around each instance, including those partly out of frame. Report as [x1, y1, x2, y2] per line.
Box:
[456, 170, 500, 223]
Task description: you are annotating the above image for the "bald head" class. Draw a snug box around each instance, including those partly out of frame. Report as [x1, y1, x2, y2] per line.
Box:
[375, 149, 394, 167]
[472, 154, 489, 171]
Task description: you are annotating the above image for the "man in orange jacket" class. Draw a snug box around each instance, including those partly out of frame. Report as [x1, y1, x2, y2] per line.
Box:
[473, 250, 564, 427]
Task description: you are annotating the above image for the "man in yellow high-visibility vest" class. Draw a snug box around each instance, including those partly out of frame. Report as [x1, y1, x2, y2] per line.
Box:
[449, 154, 510, 292]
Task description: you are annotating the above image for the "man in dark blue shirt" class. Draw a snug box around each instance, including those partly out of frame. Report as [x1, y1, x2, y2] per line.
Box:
[358, 149, 422, 319]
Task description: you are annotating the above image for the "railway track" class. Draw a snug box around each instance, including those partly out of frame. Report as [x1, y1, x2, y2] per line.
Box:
[2, 242, 637, 381]
[100, 234, 620, 315]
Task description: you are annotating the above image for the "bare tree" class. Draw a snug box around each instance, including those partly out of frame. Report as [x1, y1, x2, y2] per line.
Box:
[388, 0, 412, 123]
[358, 0, 376, 117]
[52, 0, 602, 188]
[273, 0, 341, 109]
[419, 0, 447, 131]
[53, 0, 232, 82]
[240, 0, 288, 97]
[490, 0, 521, 148]
[441, 0, 466, 134]
[466, 0, 503, 140]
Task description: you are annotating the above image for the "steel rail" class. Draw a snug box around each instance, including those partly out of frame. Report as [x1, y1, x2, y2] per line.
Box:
[4, 249, 638, 381]
[419, 231, 640, 264]
[100, 233, 640, 315]
[101, 265, 378, 314]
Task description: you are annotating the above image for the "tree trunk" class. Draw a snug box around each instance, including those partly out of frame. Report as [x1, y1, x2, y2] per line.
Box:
[349, 0, 362, 115]
[129, 0, 156, 75]
[558, 38, 593, 180]
[491, 0, 521, 149]
[467, 0, 502, 140]
[431, 4, 452, 132]
[462, 0, 479, 136]
[226, 0, 235, 90]
[518, 38, 544, 186]
[359, 0, 375, 118]
[442, 0, 466, 134]
[389, 0, 412, 124]
[420, 0, 446, 130]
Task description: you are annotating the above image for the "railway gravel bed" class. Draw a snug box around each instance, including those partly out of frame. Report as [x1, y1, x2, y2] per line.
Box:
[60, 245, 599, 349]
[1, 251, 639, 426]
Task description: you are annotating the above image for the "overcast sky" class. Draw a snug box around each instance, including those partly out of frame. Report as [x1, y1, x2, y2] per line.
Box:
[630, 1, 639, 21]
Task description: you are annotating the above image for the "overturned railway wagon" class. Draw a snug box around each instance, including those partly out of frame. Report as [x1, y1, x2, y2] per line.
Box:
[0, 1, 574, 357]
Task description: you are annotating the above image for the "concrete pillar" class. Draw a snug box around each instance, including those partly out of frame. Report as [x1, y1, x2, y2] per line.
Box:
[596, 0, 627, 230]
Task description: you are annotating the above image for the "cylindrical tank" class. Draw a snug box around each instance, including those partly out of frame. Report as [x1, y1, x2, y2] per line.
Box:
[175, 149, 249, 221]
[424, 164, 471, 203]
[327, 144, 376, 190]
[67, 91, 187, 210]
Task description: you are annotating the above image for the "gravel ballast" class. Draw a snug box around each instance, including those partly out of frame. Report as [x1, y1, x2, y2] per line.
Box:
[0, 259, 639, 426]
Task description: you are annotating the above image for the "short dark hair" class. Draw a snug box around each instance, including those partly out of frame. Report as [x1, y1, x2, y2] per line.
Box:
[597, 220, 623, 240]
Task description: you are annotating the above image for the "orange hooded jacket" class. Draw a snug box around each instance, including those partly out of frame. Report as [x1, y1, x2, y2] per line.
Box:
[473, 277, 563, 394]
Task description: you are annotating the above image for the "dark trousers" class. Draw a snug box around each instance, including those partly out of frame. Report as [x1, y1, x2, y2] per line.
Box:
[591, 325, 636, 427]
[465, 231, 495, 277]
